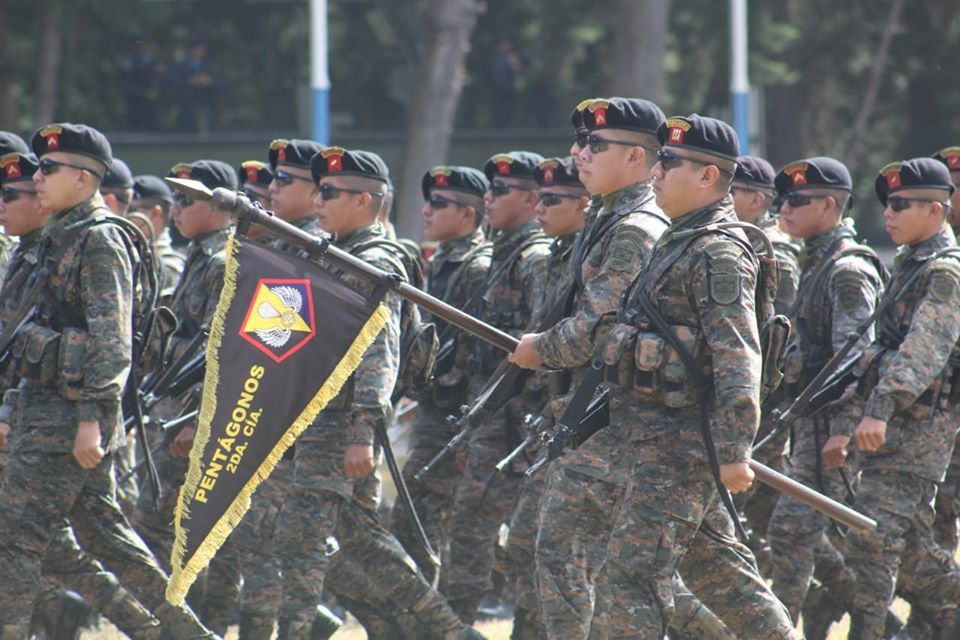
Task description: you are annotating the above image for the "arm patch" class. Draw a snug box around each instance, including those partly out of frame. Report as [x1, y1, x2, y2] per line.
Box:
[928, 260, 960, 303]
[834, 268, 870, 313]
[704, 242, 742, 305]
[606, 226, 647, 272]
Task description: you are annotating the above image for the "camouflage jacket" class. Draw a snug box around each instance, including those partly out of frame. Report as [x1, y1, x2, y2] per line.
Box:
[269, 214, 323, 254]
[842, 226, 960, 480]
[427, 228, 491, 387]
[782, 220, 883, 387]
[754, 212, 801, 315]
[475, 220, 550, 375]
[534, 181, 668, 370]
[166, 226, 230, 361]
[308, 223, 405, 447]
[605, 198, 762, 463]
[155, 227, 186, 303]
[0, 228, 42, 424]
[15, 194, 137, 451]
[0, 232, 15, 284]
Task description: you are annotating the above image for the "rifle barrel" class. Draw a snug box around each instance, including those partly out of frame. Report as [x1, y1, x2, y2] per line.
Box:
[495, 434, 536, 472]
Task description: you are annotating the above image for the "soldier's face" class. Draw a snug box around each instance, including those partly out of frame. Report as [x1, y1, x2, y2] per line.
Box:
[422, 189, 471, 242]
[269, 165, 317, 221]
[883, 190, 945, 246]
[313, 177, 369, 236]
[32, 152, 93, 212]
[484, 178, 536, 231]
[573, 134, 639, 196]
[651, 153, 706, 218]
[172, 198, 217, 239]
[777, 192, 833, 240]
[0, 183, 43, 236]
[536, 189, 586, 237]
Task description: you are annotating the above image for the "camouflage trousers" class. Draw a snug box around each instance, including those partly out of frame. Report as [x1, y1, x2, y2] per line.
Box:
[767, 416, 855, 620]
[133, 429, 242, 634]
[391, 400, 461, 583]
[0, 450, 212, 638]
[596, 404, 799, 640]
[114, 430, 140, 517]
[276, 438, 464, 640]
[933, 431, 960, 551]
[846, 467, 960, 638]
[506, 463, 548, 639]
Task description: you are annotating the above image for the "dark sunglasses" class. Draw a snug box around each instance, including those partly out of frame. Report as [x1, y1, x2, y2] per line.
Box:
[173, 193, 195, 208]
[782, 193, 828, 209]
[538, 191, 582, 207]
[887, 196, 939, 213]
[656, 149, 713, 172]
[428, 193, 469, 210]
[318, 182, 376, 201]
[274, 170, 315, 188]
[1, 187, 37, 203]
[575, 131, 656, 155]
[489, 180, 535, 198]
[244, 188, 269, 201]
[38, 157, 101, 178]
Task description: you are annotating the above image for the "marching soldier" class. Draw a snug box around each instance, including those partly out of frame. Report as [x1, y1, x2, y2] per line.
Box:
[823, 157, 960, 639]
[100, 157, 135, 216]
[593, 115, 798, 638]
[239, 158, 273, 209]
[766, 157, 885, 623]
[274, 146, 483, 640]
[0, 131, 30, 279]
[390, 164, 491, 582]
[128, 175, 186, 303]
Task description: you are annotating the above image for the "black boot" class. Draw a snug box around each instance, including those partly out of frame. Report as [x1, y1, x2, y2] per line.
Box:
[310, 604, 343, 640]
[801, 582, 848, 640]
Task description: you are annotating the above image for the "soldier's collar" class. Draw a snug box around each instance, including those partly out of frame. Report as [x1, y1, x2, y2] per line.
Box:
[599, 180, 652, 211]
[193, 226, 230, 254]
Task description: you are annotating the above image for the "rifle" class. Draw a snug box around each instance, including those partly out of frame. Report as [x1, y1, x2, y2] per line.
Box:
[118, 403, 200, 486]
[125, 349, 206, 432]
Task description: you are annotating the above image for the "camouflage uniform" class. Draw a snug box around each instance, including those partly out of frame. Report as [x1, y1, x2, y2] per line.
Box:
[596, 199, 798, 639]
[531, 183, 668, 638]
[155, 226, 186, 302]
[444, 219, 550, 622]
[0, 232, 15, 283]
[133, 225, 241, 633]
[767, 219, 883, 620]
[837, 226, 960, 638]
[391, 227, 491, 582]
[0, 194, 213, 638]
[275, 223, 472, 640]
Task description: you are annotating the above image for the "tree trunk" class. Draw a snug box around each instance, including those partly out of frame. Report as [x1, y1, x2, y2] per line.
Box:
[394, 0, 483, 241]
[34, 1, 63, 125]
[0, 10, 17, 130]
[607, 0, 669, 103]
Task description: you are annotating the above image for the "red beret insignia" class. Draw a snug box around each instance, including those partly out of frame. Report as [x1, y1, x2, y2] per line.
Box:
[664, 118, 691, 145]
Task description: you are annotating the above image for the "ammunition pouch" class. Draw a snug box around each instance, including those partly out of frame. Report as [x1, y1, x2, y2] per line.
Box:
[602, 322, 706, 408]
[14, 323, 61, 386]
[140, 306, 178, 376]
[58, 327, 88, 399]
[759, 314, 790, 402]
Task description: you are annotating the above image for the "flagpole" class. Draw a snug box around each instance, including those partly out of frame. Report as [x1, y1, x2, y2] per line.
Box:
[310, 0, 330, 144]
[730, 0, 750, 154]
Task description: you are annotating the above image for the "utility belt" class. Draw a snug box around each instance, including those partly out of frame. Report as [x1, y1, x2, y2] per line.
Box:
[600, 322, 709, 409]
[9, 322, 88, 400]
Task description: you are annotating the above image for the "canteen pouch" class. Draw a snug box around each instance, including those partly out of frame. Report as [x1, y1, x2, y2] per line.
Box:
[602, 323, 640, 387]
[16, 323, 61, 386]
[58, 327, 88, 397]
[633, 331, 667, 401]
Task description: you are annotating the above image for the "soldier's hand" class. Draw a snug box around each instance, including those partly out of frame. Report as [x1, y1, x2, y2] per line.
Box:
[719, 461, 755, 493]
[508, 334, 543, 370]
[821, 435, 851, 467]
[344, 444, 375, 478]
[171, 426, 197, 458]
[74, 421, 105, 469]
[855, 416, 887, 453]
[0, 421, 9, 449]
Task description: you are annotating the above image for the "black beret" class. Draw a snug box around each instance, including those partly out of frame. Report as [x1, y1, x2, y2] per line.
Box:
[133, 175, 173, 204]
[733, 155, 775, 190]
[483, 151, 544, 183]
[169, 159, 238, 191]
[310, 147, 390, 184]
[421, 165, 489, 200]
[239, 160, 273, 189]
[534, 157, 583, 188]
[30, 123, 112, 173]
[268, 138, 325, 170]
[570, 98, 596, 131]
[657, 114, 739, 162]
[579, 97, 665, 135]
[774, 157, 852, 195]
[0, 152, 39, 185]
[875, 158, 955, 206]
[0, 131, 29, 157]
[102, 158, 135, 190]
[932, 147, 960, 173]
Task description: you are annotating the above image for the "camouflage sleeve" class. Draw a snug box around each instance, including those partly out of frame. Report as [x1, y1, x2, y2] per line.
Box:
[535, 224, 653, 369]
[344, 251, 402, 446]
[694, 241, 762, 463]
[452, 257, 490, 375]
[865, 259, 960, 421]
[519, 247, 550, 336]
[773, 245, 799, 315]
[829, 256, 880, 367]
[200, 255, 227, 329]
[164, 255, 226, 362]
[76, 226, 135, 422]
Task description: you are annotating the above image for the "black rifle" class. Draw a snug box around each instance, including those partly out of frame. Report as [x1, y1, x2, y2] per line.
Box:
[118, 404, 200, 486]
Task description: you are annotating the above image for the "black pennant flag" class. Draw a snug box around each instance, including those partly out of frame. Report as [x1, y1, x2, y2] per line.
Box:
[167, 235, 388, 604]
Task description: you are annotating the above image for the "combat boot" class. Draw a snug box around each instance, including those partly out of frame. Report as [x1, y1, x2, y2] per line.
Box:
[100, 586, 162, 639]
[801, 582, 848, 640]
[411, 588, 484, 640]
[32, 590, 93, 640]
[310, 604, 343, 639]
[154, 600, 221, 639]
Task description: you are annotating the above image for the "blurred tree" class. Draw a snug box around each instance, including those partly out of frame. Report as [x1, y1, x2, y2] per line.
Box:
[607, 0, 669, 103]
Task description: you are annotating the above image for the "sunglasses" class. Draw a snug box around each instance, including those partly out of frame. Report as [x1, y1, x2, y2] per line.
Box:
[428, 193, 469, 210]
[538, 191, 582, 207]
[38, 158, 101, 179]
[656, 149, 713, 172]
[244, 188, 269, 201]
[274, 170, 315, 188]
[887, 196, 939, 213]
[1, 187, 37, 203]
[575, 131, 656, 155]
[781, 193, 828, 209]
[173, 193, 195, 208]
[317, 182, 376, 201]
[489, 180, 535, 198]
